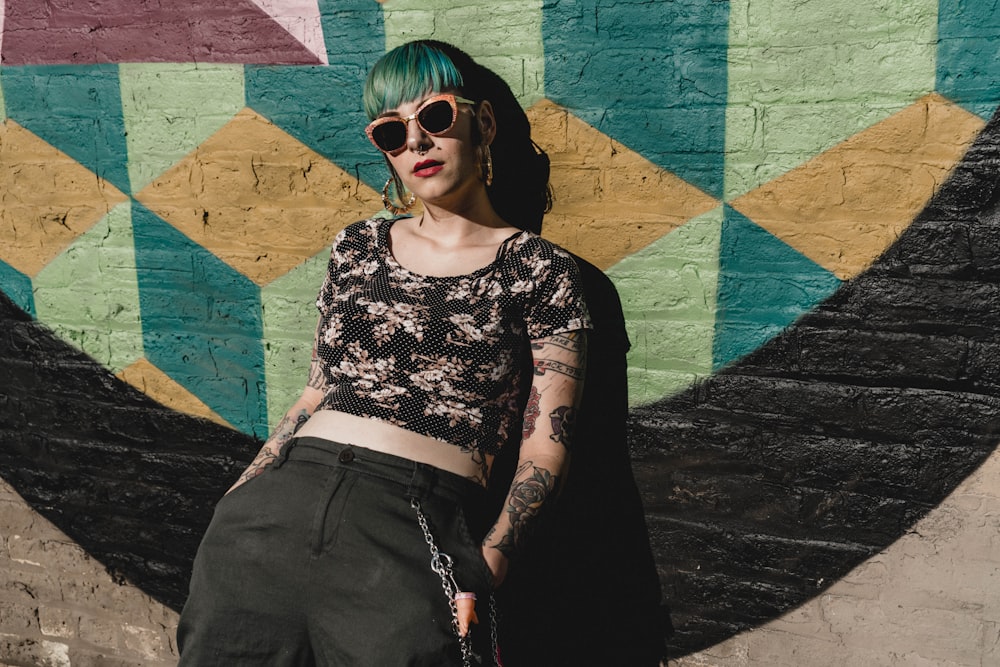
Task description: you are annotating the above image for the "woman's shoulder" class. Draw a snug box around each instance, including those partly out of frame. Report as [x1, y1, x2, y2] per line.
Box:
[504, 231, 580, 279]
[506, 230, 575, 262]
[337, 214, 397, 242]
[327, 215, 404, 268]
[333, 214, 410, 250]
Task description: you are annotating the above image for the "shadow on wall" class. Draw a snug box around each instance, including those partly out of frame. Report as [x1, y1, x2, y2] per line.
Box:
[1, 109, 1000, 660]
[0, 304, 255, 608]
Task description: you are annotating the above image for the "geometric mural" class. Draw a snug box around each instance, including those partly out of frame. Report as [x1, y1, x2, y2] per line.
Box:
[712, 205, 842, 370]
[543, 0, 731, 199]
[2, 64, 131, 193]
[629, 113, 1000, 651]
[937, 0, 1000, 120]
[34, 201, 142, 373]
[3, 0, 1000, 663]
[1, 0, 328, 66]
[2, 3, 994, 435]
[120, 63, 246, 193]
[724, 0, 939, 199]
[131, 201, 269, 437]
[729, 94, 985, 280]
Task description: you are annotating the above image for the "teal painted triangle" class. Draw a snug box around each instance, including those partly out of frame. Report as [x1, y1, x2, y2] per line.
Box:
[318, 0, 385, 71]
[607, 207, 723, 405]
[0, 259, 35, 317]
[132, 202, 268, 438]
[247, 0, 387, 191]
[246, 65, 384, 190]
[713, 206, 842, 370]
[1, 65, 131, 194]
[938, 0, 1000, 120]
[34, 201, 143, 373]
[120, 63, 245, 193]
[543, 0, 729, 199]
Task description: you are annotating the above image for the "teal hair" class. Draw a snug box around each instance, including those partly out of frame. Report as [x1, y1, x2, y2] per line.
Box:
[363, 42, 465, 120]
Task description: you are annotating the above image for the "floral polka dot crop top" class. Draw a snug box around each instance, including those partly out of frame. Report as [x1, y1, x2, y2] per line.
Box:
[313, 216, 591, 455]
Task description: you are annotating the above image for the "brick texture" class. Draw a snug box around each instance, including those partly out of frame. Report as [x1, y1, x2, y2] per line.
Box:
[2, 3, 1000, 667]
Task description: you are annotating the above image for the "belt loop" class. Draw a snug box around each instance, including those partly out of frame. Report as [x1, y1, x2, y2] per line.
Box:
[404, 463, 436, 501]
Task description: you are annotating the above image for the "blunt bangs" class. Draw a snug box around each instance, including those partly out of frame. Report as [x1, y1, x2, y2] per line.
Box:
[363, 42, 465, 120]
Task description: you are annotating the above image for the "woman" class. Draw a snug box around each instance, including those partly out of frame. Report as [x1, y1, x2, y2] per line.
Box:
[177, 40, 590, 666]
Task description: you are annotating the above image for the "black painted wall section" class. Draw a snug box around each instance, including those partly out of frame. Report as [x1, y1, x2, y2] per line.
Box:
[0, 303, 254, 608]
[1, 109, 999, 659]
[631, 107, 1000, 655]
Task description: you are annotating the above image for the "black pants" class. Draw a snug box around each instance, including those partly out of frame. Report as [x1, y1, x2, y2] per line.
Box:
[177, 437, 494, 666]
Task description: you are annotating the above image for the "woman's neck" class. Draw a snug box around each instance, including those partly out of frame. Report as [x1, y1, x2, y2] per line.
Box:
[417, 193, 512, 242]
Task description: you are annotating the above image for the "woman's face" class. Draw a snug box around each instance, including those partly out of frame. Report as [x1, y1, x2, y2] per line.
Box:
[377, 92, 496, 209]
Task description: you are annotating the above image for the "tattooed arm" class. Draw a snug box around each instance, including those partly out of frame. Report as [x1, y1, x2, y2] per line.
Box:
[225, 329, 329, 495]
[481, 331, 587, 587]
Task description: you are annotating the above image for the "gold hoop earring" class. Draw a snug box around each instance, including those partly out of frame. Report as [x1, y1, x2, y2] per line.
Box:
[381, 177, 415, 215]
[481, 144, 494, 187]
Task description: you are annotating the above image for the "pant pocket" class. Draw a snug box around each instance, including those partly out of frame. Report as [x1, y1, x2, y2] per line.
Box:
[310, 467, 357, 557]
[455, 504, 495, 594]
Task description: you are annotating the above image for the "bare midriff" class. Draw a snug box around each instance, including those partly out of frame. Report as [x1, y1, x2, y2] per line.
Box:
[294, 410, 486, 482]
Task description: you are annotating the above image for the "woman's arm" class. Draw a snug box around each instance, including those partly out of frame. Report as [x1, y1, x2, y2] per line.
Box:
[226, 330, 328, 495]
[481, 330, 587, 586]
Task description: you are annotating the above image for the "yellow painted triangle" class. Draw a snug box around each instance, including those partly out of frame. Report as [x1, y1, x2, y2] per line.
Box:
[135, 107, 382, 286]
[0, 120, 128, 277]
[117, 358, 234, 430]
[730, 94, 985, 280]
[528, 99, 719, 269]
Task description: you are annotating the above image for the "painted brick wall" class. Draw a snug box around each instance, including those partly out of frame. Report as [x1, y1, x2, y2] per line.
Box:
[1, 1, 1000, 666]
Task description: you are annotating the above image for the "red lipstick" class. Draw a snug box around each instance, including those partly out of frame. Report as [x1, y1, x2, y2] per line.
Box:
[413, 160, 443, 177]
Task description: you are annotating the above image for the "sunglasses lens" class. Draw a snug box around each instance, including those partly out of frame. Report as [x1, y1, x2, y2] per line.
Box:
[418, 100, 455, 134]
[372, 121, 407, 152]
[368, 98, 461, 152]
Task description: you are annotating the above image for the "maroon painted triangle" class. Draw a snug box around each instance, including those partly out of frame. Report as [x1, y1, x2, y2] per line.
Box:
[2, 0, 325, 65]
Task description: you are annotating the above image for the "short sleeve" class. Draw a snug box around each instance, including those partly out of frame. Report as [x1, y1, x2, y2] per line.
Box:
[520, 239, 592, 340]
[315, 227, 349, 316]
[315, 219, 379, 315]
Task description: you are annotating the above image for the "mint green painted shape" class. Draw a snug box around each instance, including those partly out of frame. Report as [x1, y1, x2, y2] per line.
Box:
[724, 0, 938, 200]
[606, 207, 723, 406]
[262, 249, 329, 431]
[382, 0, 545, 107]
[120, 63, 245, 193]
[0, 69, 6, 121]
[33, 201, 143, 373]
